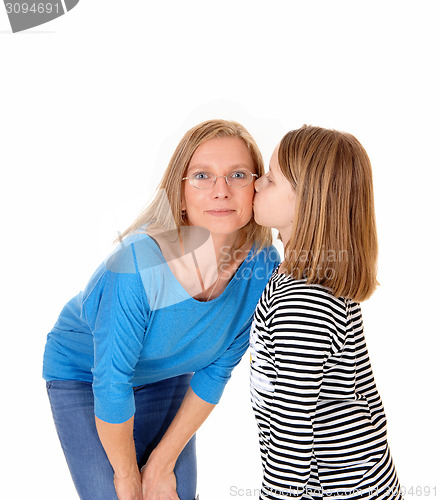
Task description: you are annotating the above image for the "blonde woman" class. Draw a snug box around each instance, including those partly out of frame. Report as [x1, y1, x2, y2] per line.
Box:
[43, 120, 279, 500]
[250, 126, 402, 500]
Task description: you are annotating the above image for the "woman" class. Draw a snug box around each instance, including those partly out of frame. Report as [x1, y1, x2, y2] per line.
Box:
[43, 119, 280, 500]
[250, 126, 402, 499]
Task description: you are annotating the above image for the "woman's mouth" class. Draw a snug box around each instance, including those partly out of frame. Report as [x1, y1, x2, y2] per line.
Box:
[205, 209, 236, 217]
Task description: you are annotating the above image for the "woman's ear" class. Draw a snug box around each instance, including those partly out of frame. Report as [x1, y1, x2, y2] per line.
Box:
[181, 197, 187, 211]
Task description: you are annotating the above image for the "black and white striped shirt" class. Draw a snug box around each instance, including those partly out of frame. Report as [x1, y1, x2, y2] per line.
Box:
[250, 269, 402, 500]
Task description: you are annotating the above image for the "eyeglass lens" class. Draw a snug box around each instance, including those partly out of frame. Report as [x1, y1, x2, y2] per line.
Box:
[189, 170, 254, 188]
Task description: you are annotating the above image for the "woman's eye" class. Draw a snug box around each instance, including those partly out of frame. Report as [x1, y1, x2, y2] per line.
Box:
[230, 171, 246, 179]
[194, 172, 210, 180]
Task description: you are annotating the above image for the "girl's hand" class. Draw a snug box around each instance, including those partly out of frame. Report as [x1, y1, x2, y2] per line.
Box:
[140, 455, 180, 500]
[114, 472, 143, 500]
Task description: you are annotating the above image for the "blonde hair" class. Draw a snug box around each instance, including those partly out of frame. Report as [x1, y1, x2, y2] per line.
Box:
[279, 125, 378, 302]
[117, 119, 272, 251]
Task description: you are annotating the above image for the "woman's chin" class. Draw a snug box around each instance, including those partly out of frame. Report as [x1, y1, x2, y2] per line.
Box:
[187, 220, 246, 237]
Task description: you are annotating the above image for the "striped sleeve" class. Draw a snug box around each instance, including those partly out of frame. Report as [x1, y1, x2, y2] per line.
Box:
[261, 288, 338, 498]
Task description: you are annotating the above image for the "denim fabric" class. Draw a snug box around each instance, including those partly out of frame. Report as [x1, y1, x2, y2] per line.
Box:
[46, 374, 197, 500]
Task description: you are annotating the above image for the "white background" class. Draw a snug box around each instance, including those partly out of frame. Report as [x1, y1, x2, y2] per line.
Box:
[1, 1, 439, 499]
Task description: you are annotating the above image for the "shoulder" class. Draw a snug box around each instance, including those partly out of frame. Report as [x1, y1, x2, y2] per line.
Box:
[252, 244, 280, 263]
[82, 232, 160, 302]
[234, 244, 280, 288]
[267, 273, 347, 326]
[246, 244, 280, 272]
[105, 231, 164, 274]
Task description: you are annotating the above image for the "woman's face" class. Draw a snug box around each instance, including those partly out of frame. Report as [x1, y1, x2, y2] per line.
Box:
[253, 143, 296, 244]
[182, 137, 256, 237]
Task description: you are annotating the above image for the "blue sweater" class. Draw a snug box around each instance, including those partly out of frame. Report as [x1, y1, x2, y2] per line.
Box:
[43, 232, 279, 423]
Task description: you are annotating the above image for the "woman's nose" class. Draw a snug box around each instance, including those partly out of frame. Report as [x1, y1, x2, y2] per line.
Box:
[212, 176, 231, 198]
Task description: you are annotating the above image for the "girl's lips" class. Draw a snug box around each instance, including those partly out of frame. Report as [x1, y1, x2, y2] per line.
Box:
[205, 209, 236, 217]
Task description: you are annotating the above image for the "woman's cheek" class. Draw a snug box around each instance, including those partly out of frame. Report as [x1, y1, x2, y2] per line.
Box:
[246, 190, 256, 218]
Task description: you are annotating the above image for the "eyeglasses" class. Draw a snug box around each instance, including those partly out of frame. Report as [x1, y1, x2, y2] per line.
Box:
[182, 170, 258, 189]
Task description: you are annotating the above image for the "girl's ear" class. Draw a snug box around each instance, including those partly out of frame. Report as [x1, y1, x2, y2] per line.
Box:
[181, 197, 187, 211]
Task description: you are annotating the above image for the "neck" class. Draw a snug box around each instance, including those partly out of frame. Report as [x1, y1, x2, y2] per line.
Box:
[210, 231, 242, 265]
[198, 230, 248, 301]
[278, 227, 291, 250]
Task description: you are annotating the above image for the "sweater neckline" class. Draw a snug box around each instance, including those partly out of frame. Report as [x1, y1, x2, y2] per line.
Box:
[162, 242, 257, 305]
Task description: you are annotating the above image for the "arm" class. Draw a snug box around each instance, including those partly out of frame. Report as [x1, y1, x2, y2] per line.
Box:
[84, 242, 149, 499]
[95, 416, 142, 500]
[141, 388, 215, 499]
[142, 318, 250, 499]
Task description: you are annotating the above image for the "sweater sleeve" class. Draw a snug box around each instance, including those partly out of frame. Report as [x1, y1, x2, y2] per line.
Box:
[261, 291, 333, 499]
[190, 316, 251, 405]
[190, 246, 280, 405]
[84, 244, 149, 424]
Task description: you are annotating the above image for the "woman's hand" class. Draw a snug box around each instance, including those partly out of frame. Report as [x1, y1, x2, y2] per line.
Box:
[114, 471, 143, 500]
[139, 388, 214, 499]
[140, 453, 179, 500]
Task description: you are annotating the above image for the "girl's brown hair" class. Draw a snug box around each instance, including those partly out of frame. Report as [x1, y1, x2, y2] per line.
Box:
[117, 119, 272, 251]
[279, 125, 378, 302]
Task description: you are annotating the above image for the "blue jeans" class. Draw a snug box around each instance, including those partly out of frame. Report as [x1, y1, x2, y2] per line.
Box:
[46, 374, 197, 500]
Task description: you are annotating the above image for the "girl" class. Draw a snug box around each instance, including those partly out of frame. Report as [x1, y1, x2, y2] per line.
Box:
[250, 126, 402, 500]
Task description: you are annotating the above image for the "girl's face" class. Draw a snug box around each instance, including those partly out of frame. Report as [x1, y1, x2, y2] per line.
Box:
[182, 137, 256, 238]
[253, 144, 296, 245]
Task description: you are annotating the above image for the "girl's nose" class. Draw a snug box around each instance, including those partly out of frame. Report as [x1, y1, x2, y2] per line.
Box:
[254, 176, 262, 192]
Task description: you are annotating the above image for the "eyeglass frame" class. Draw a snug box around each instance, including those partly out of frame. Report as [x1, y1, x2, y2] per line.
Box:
[182, 169, 259, 189]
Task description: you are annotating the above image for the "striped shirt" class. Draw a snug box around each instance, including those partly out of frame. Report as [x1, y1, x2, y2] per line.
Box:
[250, 269, 402, 500]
